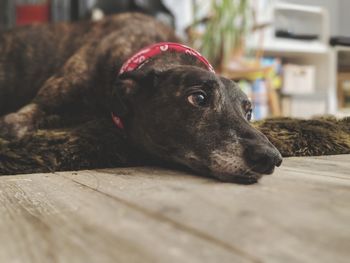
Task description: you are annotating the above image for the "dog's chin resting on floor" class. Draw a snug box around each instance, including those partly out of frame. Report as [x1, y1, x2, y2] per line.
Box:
[1, 116, 349, 176]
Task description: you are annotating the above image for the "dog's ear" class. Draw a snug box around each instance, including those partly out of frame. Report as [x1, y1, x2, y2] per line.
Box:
[110, 69, 161, 117]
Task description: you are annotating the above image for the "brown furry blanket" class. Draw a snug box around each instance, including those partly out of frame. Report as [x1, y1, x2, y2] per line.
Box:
[1, 116, 349, 175]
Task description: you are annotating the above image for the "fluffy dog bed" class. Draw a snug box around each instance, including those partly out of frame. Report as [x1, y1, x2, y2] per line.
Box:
[0, 116, 349, 175]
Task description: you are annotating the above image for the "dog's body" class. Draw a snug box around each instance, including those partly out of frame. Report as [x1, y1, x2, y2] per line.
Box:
[0, 13, 178, 134]
[0, 13, 282, 183]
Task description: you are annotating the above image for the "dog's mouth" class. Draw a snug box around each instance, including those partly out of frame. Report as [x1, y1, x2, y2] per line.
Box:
[214, 170, 264, 184]
[205, 141, 282, 184]
[207, 151, 265, 184]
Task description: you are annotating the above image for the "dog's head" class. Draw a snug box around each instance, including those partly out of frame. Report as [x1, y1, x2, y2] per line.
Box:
[112, 65, 282, 183]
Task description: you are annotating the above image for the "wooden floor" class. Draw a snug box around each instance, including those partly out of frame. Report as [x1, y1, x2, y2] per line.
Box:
[0, 155, 349, 263]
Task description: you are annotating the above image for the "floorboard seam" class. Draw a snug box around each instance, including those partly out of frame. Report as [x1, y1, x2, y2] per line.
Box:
[59, 173, 263, 263]
[281, 167, 350, 180]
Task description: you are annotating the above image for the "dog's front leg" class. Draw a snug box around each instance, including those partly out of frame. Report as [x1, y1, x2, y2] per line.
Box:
[0, 46, 95, 139]
[0, 103, 43, 138]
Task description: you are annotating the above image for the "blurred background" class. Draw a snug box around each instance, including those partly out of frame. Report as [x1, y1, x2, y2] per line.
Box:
[1, 0, 350, 121]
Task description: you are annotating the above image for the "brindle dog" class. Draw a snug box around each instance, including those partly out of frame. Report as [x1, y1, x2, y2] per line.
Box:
[0, 13, 282, 183]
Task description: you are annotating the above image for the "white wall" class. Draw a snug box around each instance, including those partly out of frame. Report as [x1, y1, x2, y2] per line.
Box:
[338, 0, 350, 36]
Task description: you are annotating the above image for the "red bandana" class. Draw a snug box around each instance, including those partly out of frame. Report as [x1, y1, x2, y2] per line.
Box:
[112, 42, 215, 129]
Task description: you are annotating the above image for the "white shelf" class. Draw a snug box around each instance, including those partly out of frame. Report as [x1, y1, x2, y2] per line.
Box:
[333, 46, 350, 52]
[256, 39, 329, 55]
[335, 109, 350, 118]
[275, 2, 324, 14]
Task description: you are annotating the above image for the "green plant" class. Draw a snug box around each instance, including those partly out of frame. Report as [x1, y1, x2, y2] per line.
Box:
[191, 0, 253, 70]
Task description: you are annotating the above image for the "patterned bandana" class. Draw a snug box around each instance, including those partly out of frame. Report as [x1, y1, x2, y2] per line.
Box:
[119, 42, 215, 74]
[112, 42, 215, 129]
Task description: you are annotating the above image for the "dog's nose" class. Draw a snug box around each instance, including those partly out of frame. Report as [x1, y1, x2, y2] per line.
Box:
[244, 145, 283, 174]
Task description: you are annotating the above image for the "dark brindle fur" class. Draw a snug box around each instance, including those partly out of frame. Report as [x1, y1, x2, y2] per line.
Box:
[0, 13, 284, 183]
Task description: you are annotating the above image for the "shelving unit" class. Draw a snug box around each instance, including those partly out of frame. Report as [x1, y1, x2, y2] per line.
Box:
[248, 0, 350, 118]
[330, 46, 350, 117]
[256, 1, 330, 54]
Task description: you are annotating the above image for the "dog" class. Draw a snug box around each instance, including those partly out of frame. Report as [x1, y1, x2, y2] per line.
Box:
[0, 12, 282, 183]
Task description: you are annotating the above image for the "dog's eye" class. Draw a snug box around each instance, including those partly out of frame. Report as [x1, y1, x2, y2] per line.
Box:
[246, 109, 252, 121]
[187, 92, 208, 107]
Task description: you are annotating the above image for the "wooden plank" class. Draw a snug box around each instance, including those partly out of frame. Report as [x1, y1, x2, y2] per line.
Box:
[1, 155, 349, 263]
[0, 173, 253, 263]
[282, 155, 350, 179]
[311, 154, 350, 163]
[62, 155, 350, 263]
